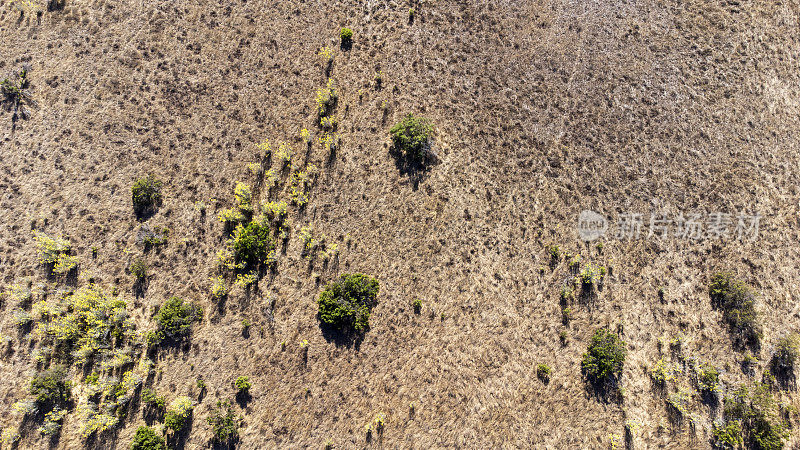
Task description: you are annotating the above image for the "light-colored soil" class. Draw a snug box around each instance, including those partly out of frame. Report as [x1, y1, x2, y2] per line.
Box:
[2, 0, 800, 448]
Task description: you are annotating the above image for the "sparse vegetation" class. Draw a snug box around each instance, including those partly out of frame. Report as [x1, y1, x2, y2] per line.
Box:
[317, 273, 380, 333]
[1, 65, 35, 122]
[207, 400, 240, 446]
[716, 383, 789, 450]
[709, 272, 762, 350]
[390, 114, 433, 164]
[770, 334, 799, 385]
[30, 366, 71, 410]
[130, 258, 147, 282]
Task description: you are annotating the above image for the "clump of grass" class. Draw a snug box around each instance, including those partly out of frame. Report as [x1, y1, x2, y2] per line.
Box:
[131, 175, 163, 218]
[318, 273, 380, 333]
[318, 46, 334, 73]
[390, 114, 433, 164]
[709, 272, 762, 350]
[1, 65, 35, 121]
[33, 231, 77, 275]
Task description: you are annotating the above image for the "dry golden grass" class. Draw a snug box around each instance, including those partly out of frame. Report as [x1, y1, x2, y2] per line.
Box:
[1, 0, 800, 448]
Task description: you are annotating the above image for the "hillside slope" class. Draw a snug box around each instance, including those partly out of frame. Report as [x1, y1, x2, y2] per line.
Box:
[2, 0, 800, 448]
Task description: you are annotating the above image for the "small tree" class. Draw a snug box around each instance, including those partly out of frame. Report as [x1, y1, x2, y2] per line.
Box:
[709, 272, 762, 350]
[131, 175, 163, 217]
[582, 328, 626, 388]
[207, 400, 240, 447]
[130, 425, 166, 450]
[318, 273, 380, 333]
[390, 114, 433, 164]
[153, 297, 203, 345]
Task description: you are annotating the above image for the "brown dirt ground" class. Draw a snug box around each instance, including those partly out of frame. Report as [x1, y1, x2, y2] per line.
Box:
[2, 0, 800, 448]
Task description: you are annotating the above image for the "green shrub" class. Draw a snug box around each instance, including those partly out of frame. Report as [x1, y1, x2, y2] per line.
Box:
[234, 376, 250, 394]
[536, 364, 551, 383]
[33, 231, 77, 274]
[130, 258, 147, 282]
[164, 396, 193, 434]
[1, 65, 34, 121]
[231, 221, 275, 272]
[30, 366, 71, 409]
[582, 328, 626, 384]
[770, 335, 799, 383]
[412, 298, 422, 314]
[154, 297, 203, 344]
[315, 78, 337, 117]
[390, 114, 433, 163]
[141, 388, 166, 415]
[709, 272, 762, 349]
[340, 27, 353, 44]
[317, 273, 380, 333]
[131, 175, 163, 217]
[130, 425, 166, 450]
[697, 363, 720, 393]
[721, 384, 788, 450]
[207, 400, 240, 446]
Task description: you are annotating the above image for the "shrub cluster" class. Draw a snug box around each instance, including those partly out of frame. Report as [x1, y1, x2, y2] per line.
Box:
[390, 114, 433, 164]
[207, 400, 240, 446]
[33, 231, 78, 275]
[318, 273, 380, 333]
[131, 175, 163, 217]
[709, 272, 762, 350]
[30, 366, 71, 410]
[581, 328, 626, 384]
[714, 383, 788, 449]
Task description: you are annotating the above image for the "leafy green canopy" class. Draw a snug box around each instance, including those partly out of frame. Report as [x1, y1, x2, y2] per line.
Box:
[231, 221, 275, 272]
[130, 426, 166, 450]
[154, 297, 203, 343]
[318, 273, 380, 333]
[581, 328, 626, 382]
[390, 114, 433, 163]
[131, 175, 163, 216]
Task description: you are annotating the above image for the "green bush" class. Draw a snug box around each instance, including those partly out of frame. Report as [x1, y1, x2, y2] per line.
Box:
[412, 298, 422, 314]
[131, 176, 163, 217]
[164, 396, 193, 434]
[234, 376, 250, 393]
[30, 366, 71, 409]
[130, 425, 166, 450]
[721, 384, 788, 450]
[207, 400, 240, 446]
[154, 297, 203, 344]
[536, 364, 551, 383]
[130, 258, 147, 282]
[709, 272, 762, 349]
[697, 363, 720, 393]
[33, 231, 78, 275]
[390, 114, 433, 164]
[141, 388, 165, 415]
[340, 27, 353, 44]
[231, 221, 275, 272]
[318, 273, 380, 333]
[770, 335, 799, 383]
[581, 328, 626, 383]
